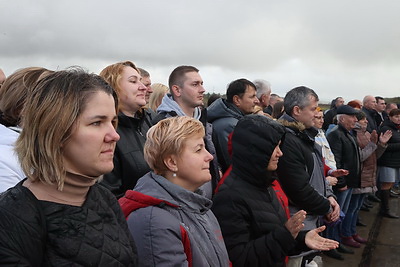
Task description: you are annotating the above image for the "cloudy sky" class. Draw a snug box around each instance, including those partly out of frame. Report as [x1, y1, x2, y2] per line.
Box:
[1, 0, 399, 102]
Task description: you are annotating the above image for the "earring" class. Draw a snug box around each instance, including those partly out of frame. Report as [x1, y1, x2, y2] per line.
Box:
[173, 173, 177, 177]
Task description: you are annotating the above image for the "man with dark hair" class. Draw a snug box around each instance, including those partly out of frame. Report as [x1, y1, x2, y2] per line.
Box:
[323, 97, 344, 131]
[153, 65, 219, 199]
[375, 96, 387, 127]
[207, 78, 259, 172]
[138, 67, 153, 104]
[277, 86, 341, 263]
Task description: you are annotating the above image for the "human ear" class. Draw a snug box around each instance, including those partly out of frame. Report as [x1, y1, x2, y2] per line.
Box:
[163, 155, 178, 172]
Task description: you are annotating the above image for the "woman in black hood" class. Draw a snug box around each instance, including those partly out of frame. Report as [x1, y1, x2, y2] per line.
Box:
[212, 115, 338, 267]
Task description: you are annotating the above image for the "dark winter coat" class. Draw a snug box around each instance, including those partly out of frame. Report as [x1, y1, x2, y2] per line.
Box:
[327, 124, 362, 189]
[277, 114, 333, 216]
[0, 180, 138, 266]
[378, 119, 400, 168]
[207, 98, 244, 173]
[100, 109, 154, 198]
[212, 115, 308, 267]
[362, 107, 379, 133]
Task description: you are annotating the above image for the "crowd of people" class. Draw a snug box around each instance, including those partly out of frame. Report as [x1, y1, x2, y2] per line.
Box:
[0, 64, 398, 266]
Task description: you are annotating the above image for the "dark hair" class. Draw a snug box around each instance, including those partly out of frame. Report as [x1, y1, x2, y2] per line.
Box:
[207, 93, 220, 107]
[356, 111, 366, 121]
[375, 96, 384, 103]
[272, 101, 284, 119]
[283, 86, 319, 116]
[389, 108, 400, 117]
[226, 78, 256, 103]
[168, 65, 199, 90]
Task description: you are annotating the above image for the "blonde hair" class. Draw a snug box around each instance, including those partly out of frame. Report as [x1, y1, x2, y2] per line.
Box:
[149, 83, 169, 111]
[0, 67, 53, 126]
[15, 68, 117, 190]
[144, 116, 204, 176]
[99, 61, 139, 110]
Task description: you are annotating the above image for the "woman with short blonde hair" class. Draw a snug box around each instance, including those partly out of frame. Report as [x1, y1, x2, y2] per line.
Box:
[119, 116, 230, 266]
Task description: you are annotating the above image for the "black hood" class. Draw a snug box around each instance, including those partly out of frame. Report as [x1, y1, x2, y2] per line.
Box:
[231, 115, 285, 187]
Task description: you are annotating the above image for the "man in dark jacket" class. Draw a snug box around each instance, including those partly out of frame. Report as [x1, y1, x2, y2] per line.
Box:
[153, 65, 220, 199]
[207, 79, 259, 172]
[277, 86, 339, 226]
[362, 95, 379, 133]
[327, 105, 362, 247]
[277, 86, 340, 263]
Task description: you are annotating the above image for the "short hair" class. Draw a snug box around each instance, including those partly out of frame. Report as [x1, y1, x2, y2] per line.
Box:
[0, 67, 53, 126]
[138, 67, 150, 78]
[253, 79, 271, 99]
[207, 93, 220, 107]
[100, 61, 139, 109]
[356, 111, 367, 121]
[149, 83, 169, 111]
[15, 68, 117, 190]
[347, 100, 362, 110]
[144, 116, 204, 176]
[375, 96, 384, 103]
[168, 65, 199, 91]
[389, 108, 400, 117]
[272, 101, 285, 119]
[226, 78, 256, 103]
[283, 86, 319, 116]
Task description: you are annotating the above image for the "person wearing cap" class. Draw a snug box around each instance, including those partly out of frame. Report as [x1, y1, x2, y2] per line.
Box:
[327, 105, 365, 248]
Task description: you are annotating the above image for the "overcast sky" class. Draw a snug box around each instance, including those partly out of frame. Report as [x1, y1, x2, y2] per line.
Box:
[1, 0, 399, 102]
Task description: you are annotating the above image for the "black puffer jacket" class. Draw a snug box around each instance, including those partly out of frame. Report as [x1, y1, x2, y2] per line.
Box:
[212, 115, 308, 267]
[100, 109, 154, 198]
[277, 114, 332, 215]
[0, 180, 138, 266]
[327, 124, 361, 189]
[378, 119, 400, 168]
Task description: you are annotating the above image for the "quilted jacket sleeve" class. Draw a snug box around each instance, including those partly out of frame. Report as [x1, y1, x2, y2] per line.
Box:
[0, 186, 46, 266]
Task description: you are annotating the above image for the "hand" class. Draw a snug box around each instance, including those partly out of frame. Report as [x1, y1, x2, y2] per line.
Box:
[326, 197, 340, 222]
[379, 130, 392, 145]
[330, 169, 349, 177]
[326, 176, 338, 186]
[285, 210, 306, 239]
[338, 185, 348, 192]
[305, 226, 339, 251]
[370, 130, 378, 144]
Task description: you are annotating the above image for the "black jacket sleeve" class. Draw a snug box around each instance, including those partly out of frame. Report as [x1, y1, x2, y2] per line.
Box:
[212, 193, 296, 267]
[277, 134, 331, 215]
[0, 186, 46, 266]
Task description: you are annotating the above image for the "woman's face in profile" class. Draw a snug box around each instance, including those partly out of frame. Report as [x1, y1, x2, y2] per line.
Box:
[118, 66, 147, 114]
[267, 141, 283, 171]
[172, 135, 214, 191]
[62, 91, 120, 177]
